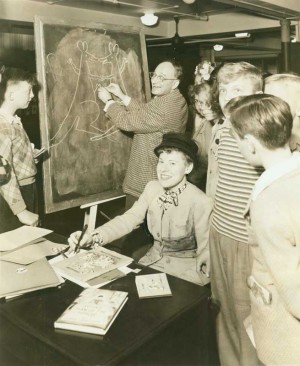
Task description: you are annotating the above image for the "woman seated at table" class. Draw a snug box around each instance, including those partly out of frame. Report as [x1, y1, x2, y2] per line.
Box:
[68, 133, 213, 286]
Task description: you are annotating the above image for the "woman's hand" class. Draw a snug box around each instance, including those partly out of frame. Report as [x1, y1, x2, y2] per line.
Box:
[196, 251, 210, 278]
[68, 231, 93, 251]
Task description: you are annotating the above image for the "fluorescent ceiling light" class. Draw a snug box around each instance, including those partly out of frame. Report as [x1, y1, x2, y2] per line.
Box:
[141, 13, 158, 26]
[235, 32, 251, 38]
[213, 44, 223, 51]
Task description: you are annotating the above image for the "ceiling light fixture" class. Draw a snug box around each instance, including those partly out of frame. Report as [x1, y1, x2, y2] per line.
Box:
[182, 0, 196, 3]
[235, 32, 251, 38]
[213, 44, 223, 51]
[141, 12, 158, 26]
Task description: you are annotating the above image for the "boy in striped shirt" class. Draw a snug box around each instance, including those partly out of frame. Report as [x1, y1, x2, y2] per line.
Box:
[209, 62, 263, 366]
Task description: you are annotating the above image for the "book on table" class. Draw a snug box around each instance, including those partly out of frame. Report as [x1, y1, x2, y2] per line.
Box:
[54, 288, 128, 335]
[51, 246, 133, 286]
[0, 257, 64, 299]
[135, 273, 172, 299]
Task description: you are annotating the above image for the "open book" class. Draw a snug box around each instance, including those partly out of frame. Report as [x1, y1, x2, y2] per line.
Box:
[135, 273, 172, 299]
[51, 246, 133, 285]
[54, 288, 128, 335]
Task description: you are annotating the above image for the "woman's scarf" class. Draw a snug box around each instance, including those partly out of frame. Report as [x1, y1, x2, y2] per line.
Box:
[157, 183, 187, 212]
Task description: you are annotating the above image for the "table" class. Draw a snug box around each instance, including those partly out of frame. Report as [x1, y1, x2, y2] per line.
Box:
[0, 233, 219, 366]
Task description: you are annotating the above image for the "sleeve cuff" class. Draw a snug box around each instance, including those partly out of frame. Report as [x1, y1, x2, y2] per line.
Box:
[11, 201, 27, 215]
[122, 95, 131, 107]
[104, 100, 116, 112]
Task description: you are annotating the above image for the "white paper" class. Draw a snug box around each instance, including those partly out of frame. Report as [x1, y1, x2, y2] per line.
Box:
[0, 240, 68, 265]
[0, 226, 52, 251]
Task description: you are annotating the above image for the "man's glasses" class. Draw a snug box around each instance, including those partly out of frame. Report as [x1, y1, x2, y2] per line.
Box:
[149, 72, 178, 82]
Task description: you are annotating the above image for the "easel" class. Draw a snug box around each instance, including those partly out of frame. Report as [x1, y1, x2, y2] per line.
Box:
[80, 195, 126, 232]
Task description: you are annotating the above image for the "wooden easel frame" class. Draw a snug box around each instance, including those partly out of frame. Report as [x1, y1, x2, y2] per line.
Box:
[80, 195, 126, 232]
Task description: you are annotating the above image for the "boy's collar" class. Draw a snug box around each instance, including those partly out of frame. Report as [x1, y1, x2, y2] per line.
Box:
[252, 152, 300, 201]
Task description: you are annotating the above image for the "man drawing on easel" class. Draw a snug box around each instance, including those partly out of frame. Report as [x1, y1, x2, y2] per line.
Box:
[97, 59, 187, 209]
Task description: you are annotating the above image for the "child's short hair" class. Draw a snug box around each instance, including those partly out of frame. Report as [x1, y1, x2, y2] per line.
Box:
[227, 94, 293, 149]
[217, 62, 263, 92]
[0, 67, 37, 106]
[265, 73, 300, 86]
[264, 73, 300, 92]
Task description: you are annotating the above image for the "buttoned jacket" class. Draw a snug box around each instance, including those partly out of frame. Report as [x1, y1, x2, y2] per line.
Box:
[205, 117, 225, 199]
[97, 180, 213, 265]
[245, 157, 300, 365]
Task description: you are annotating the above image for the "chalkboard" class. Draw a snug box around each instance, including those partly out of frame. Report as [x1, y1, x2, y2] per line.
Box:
[34, 16, 151, 213]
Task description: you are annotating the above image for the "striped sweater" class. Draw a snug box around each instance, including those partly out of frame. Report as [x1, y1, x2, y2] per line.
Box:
[212, 118, 263, 243]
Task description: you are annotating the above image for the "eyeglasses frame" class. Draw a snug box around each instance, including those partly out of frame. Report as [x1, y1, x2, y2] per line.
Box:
[149, 72, 178, 82]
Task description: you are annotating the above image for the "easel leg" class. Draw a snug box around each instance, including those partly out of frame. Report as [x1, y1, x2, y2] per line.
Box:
[83, 205, 97, 232]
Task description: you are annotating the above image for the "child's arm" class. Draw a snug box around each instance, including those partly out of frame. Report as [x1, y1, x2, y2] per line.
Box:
[0, 131, 39, 226]
[17, 209, 39, 226]
[252, 201, 300, 319]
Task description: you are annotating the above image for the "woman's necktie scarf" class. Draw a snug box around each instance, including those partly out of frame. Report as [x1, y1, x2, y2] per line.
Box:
[157, 183, 187, 212]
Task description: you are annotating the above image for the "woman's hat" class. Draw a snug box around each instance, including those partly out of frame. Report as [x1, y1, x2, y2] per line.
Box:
[154, 133, 198, 163]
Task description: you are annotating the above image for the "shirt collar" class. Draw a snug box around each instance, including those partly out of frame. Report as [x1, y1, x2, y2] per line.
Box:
[223, 117, 231, 128]
[252, 151, 300, 201]
[0, 109, 22, 126]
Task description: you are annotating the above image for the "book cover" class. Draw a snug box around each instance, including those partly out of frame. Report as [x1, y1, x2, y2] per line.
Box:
[0, 257, 63, 298]
[135, 273, 172, 299]
[52, 246, 133, 283]
[54, 288, 128, 335]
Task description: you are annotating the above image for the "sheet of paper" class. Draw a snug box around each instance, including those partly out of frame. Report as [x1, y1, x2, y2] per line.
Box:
[0, 240, 69, 265]
[0, 226, 52, 251]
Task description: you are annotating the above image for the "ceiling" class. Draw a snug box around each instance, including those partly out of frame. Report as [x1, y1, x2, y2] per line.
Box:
[29, 0, 300, 21]
[0, 0, 299, 53]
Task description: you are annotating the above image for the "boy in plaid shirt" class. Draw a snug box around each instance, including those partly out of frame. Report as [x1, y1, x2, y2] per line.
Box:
[0, 67, 39, 233]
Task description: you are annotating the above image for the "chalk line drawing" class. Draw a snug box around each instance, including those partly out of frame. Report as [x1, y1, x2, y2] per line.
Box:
[48, 36, 129, 147]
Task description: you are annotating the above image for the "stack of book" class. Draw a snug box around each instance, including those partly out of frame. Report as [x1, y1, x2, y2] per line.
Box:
[0, 258, 64, 299]
[0, 226, 66, 299]
[54, 288, 128, 335]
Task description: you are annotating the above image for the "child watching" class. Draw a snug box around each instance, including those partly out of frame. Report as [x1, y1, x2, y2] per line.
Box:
[228, 93, 300, 365]
[0, 67, 39, 233]
[188, 82, 222, 191]
[264, 73, 300, 152]
[208, 62, 263, 366]
[69, 133, 213, 286]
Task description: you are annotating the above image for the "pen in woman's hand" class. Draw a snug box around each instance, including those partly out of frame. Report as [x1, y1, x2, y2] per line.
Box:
[74, 224, 88, 254]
